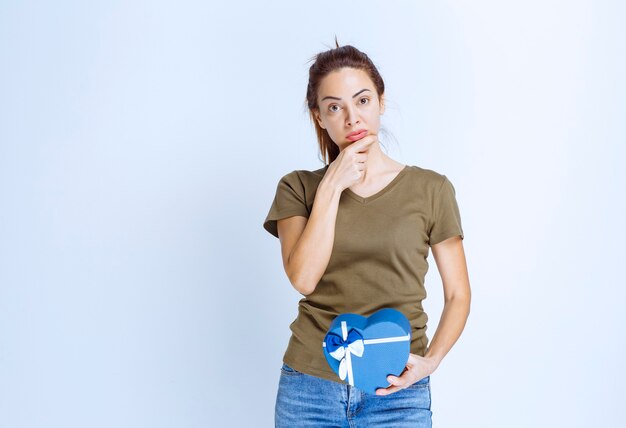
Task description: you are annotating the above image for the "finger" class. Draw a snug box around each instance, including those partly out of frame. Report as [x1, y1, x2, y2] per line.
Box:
[388, 375, 410, 388]
[376, 385, 401, 396]
[387, 375, 402, 384]
[352, 136, 377, 152]
[358, 138, 377, 151]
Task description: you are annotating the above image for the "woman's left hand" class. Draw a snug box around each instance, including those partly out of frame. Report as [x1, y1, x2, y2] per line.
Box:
[375, 353, 439, 396]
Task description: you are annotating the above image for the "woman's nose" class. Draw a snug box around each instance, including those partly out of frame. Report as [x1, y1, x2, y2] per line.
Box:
[345, 106, 360, 126]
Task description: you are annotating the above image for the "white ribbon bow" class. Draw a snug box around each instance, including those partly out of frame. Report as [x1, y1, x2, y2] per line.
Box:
[329, 334, 364, 383]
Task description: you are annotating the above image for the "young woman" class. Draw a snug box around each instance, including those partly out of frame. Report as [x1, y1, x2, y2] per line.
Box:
[263, 40, 471, 427]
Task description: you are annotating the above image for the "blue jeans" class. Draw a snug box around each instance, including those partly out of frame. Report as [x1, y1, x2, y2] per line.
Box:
[275, 363, 432, 427]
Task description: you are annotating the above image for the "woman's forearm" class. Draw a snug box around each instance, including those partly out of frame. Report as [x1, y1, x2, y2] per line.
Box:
[424, 294, 471, 367]
[287, 179, 342, 295]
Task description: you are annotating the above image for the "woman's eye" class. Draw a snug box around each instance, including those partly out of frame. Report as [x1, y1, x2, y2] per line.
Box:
[328, 98, 368, 112]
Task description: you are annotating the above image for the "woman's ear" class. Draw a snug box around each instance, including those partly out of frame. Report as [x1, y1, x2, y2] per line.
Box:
[379, 94, 385, 115]
[313, 109, 325, 129]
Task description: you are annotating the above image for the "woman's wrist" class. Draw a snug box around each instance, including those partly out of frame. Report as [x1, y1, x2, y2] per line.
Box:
[317, 178, 343, 200]
[422, 352, 442, 374]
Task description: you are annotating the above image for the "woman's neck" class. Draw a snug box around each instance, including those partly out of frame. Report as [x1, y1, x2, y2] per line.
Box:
[357, 142, 398, 181]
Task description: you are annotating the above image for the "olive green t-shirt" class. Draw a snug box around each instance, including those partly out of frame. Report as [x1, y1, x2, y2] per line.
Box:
[262, 164, 464, 384]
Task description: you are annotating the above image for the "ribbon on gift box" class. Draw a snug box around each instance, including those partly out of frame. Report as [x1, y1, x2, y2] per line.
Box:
[323, 320, 411, 386]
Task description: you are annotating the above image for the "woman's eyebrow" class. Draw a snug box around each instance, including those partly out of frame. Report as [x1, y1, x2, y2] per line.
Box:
[321, 88, 371, 102]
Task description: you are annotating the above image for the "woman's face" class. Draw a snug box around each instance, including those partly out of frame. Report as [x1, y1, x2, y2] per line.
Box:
[314, 67, 385, 152]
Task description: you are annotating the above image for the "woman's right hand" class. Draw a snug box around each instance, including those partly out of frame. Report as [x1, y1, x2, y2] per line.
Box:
[322, 133, 379, 192]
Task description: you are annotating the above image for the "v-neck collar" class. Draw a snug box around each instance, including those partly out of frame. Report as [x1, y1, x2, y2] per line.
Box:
[340, 164, 409, 204]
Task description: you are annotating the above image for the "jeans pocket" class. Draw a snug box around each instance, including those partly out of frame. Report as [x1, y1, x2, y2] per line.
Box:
[406, 376, 432, 411]
[280, 363, 304, 376]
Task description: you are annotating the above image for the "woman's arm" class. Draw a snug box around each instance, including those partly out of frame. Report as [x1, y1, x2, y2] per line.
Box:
[276, 178, 342, 296]
[376, 235, 471, 395]
[424, 234, 471, 364]
[276, 137, 375, 295]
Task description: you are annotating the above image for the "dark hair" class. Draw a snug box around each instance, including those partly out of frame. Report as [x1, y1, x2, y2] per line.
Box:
[304, 36, 386, 165]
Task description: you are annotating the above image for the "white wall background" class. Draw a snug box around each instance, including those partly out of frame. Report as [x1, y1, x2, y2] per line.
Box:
[1, 1, 624, 427]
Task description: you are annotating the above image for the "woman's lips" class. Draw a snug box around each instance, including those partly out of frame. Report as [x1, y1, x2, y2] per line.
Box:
[347, 130, 368, 142]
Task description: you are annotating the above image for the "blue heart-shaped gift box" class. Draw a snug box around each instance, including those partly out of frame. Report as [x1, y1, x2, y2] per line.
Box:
[322, 308, 412, 395]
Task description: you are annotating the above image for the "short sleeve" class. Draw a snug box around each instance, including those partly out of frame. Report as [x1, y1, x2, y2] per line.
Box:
[428, 175, 464, 246]
[263, 171, 310, 238]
